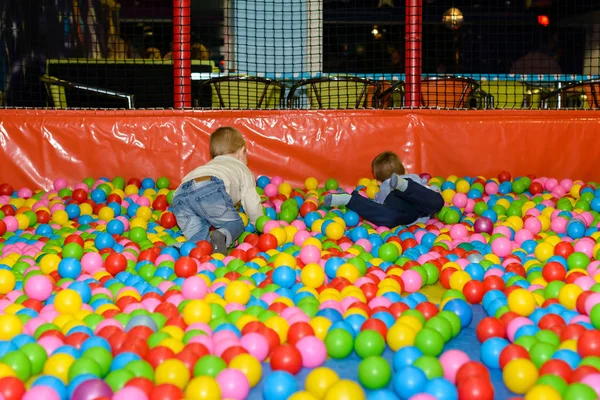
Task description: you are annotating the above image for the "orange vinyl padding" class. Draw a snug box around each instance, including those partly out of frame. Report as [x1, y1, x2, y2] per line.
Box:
[0, 109, 598, 191]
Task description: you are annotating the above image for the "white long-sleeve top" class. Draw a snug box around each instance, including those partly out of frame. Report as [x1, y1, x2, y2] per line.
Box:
[179, 155, 263, 225]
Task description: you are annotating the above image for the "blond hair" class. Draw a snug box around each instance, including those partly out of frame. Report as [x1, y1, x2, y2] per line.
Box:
[371, 151, 406, 182]
[210, 127, 246, 159]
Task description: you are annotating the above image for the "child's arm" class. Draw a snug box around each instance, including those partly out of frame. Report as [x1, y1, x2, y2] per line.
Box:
[241, 171, 264, 226]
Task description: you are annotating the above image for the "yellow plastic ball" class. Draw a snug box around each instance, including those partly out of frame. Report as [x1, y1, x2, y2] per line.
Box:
[524, 385, 562, 400]
[305, 367, 340, 399]
[534, 243, 554, 262]
[79, 203, 93, 215]
[159, 337, 184, 354]
[336, 263, 360, 283]
[51, 209, 69, 225]
[557, 283, 583, 310]
[15, 214, 30, 230]
[503, 359, 539, 395]
[507, 288, 536, 317]
[0, 314, 23, 340]
[309, 317, 332, 341]
[185, 376, 221, 400]
[54, 289, 83, 314]
[324, 380, 366, 400]
[40, 254, 61, 274]
[155, 359, 190, 389]
[455, 180, 471, 194]
[290, 392, 319, 400]
[229, 353, 262, 387]
[224, 281, 251, 305]
[397, 315, 424, 332]
[365, 185, 380, 200]
[98, 207, 115, 221]
[325, 222, 344, 240]
[386, 323, 417, 351]
[449, 270, 470, 292]
[135, 206, 152, 221]
[269, 227, 287, 246]
[279, 183, 293, 196]
[0, 363, 17, 378]
[305, 177, 319, 191]
[301, 263, 326, 289]
[43, 353, 75, 383]
[264, 316, 289, 344]
[304, 238, 323, 250]
[182, 300, 212, 325]
[0, 270, 16, 294]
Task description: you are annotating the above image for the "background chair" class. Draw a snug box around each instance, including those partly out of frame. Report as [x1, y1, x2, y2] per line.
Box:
[287, 76, 381, 109]
[541, 79, 600, 109]
[197, 76, 285, 109]
[420, 76, 479, 108]
[41, 75, 135, 109]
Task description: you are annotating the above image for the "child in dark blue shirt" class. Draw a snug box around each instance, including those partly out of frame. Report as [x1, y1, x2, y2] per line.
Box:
[324, 151, 444, 228]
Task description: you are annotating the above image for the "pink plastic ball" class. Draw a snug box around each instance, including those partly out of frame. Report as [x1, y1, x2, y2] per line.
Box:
[299, 245, 321, 264]
[81, 252, 104, 273]
[293, 230, 312, 247]
[584, 292, 600, 316]
[17, 188, 33, 198]
[181, 276, 208, 300]
[216, 368, 250, 400]
[296, 336, 327, 368]
[240, 332, 270, 361]
[523, 218, 542, 235]
[439, 349, 471, 384]
[550, 217, 568, 234]
[491, 237, 512, 258]
[545, 178, 558, 191]
[3, 216, 18, 232]
[23, 386, 61, 400]
[409, 395, 437, 400]
[24, 275, 54, 301]
[579, 373, 600, 397]
[484, 182, 499, 195]
[514, 229, 533, 245]
[449, 224, 468, 240]
[474, 217, 493, 234]
[506, 317, 534, 342]
[263, 220, 280, 233]
[264, 184, 278, 197]
[452, 193, 468, 208]
[271, 176, 284, 186]
[53, 179, 68, 191]
[401, 270, 422, 293]
[112, 386, 148, 400]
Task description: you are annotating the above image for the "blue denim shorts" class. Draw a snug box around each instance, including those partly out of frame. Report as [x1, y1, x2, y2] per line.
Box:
[171, 177, 244, 246]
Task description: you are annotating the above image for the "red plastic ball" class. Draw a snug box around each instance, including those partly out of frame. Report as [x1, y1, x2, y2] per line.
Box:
[64, 332, 90, 349]
[539, 359, 572, 382]
[498, 344, 530, 369]
[126, 377, 154, 397]
[456, 361, 491, 385]
[258, 234, 278, 252]
[415, 302, 438, 320]
[577, 330, 600, 357]
[538, 314, 565, 330]
[529, 182, 543, 195]
[561, 324, 586, 342]
[463, 280, 484, 304]
[476, 317, 506, 342]
[0, 183, 14, 196]
[571, 365, 598, 382]
[0, 377, 26, 400]
[542, 262, 567, 282]
[360, 318, 388, 339]
[554, 242, 574, 258]
[222, 346, 249, 364]
[174, 256, 197, 278]
[270, 344, 303, 375]
[498, 170, 512, 183]
[35, 210, 51, 224]
[145, 346, 176, 369]
[160, 212, 177, 228]
[457, 376, 494, 400]
[64, 234, 85, 247]
[287, 322, 315, 346]
[483, 275, 505, 292]
[150, 384, 183, 400]
[105, 253, 127, 276]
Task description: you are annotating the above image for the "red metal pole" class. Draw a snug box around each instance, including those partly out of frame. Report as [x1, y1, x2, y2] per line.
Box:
[405, 0, 422, 107]
[173, 0, 191, 108]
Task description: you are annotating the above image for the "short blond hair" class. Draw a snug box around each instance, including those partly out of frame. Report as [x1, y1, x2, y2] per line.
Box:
[371, 151, 406, 182]
[210, 127, 246, 158]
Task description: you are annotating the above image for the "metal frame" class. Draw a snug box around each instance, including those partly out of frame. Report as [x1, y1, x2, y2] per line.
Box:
[286, 76, 381, 109]
[41, 75, 135, 109]
[541, 79, 600, 109]
[197, 76, 286, 109]
[375, 81, 405, 108]
[420, 76, 480, 109]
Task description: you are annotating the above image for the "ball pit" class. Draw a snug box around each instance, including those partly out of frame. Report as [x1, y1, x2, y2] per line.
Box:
[1, 172, 600, 399]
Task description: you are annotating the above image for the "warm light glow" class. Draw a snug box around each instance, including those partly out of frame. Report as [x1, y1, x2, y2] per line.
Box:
[538, 15, 550, 26]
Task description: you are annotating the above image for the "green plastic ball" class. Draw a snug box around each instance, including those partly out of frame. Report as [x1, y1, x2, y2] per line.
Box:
[20, 343, 47, 376]
[194, 355, 227, 378]
[325, 329, 354, 359]
[413, 355, 444, 379]
[357, 356, 392, 390]
[68, 357, 103, 380]
[377, 243, 399, 262]
[414, 328, 445, 356]
[354, 330, 386, 359]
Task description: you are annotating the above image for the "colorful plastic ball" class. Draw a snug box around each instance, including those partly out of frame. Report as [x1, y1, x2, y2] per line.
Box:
[393, 366, 427, 399]
[229, 354, 262, 388]
[184, 376, 221, 400]
[270, 344, 303, 375]
[386, 323, 417, 352]
[296, 336, 327, 368]
[0, 270, 16, 294]
[216, 368, 250, 400]
[305, 367, 339, 398]
[439, 350, 470, 383]
[414, 328, 445, 357]
[481, 338, 510, 369]
[457, 377, 494, 400]
[71, 379, 113, 400]
[194, 355, 227, 378]
[503, 358, 539, 394]
[354, 330, 385, 359]
[524, 385, 562, 400]
[224, 281, 251, 305]
[54, 289, 83, 314]
[564, 383, 598, 400]
[358, 356, 392, 390]
[324, 380, 365, 400]
[507, 288, 536, 317]
[263, 371, 298, 400]
[424, 377, 459, 400]
[442, 299, 472, 328]
[155, 359, 190, 389]
[325, 329, 354, 359]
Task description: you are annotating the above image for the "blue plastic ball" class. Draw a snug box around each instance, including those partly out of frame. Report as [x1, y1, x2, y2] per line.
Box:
[263, 371, 297, 400]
